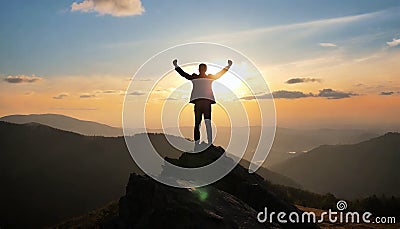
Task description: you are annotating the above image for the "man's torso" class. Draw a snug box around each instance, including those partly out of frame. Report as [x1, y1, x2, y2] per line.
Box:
[189, 76, 215, 104]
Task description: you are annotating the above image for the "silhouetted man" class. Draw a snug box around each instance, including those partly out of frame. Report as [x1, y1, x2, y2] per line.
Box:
[173, 59, 233, 148]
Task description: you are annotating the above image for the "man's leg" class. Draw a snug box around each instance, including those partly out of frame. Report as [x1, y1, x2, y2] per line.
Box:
[194, 102, 202, 143]
[204, 102, 212, 145]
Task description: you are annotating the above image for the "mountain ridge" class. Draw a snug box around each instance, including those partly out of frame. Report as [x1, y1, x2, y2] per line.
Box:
[1, 113, 380, 167]
[271, 132, 400, 199]
[0, 113, 122, 137]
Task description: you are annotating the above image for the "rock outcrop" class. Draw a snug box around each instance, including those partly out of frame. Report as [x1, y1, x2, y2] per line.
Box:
[116, 174, 278, 228]
[111, 145, 318, 228]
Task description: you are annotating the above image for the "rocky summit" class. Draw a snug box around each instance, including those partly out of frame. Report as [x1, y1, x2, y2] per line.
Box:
[102, 145, 318, 229]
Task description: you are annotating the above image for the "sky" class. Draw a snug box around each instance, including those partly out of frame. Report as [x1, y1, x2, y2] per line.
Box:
[0, 0, 399, 130]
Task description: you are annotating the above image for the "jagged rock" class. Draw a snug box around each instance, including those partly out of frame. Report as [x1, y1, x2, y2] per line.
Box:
[164, 145, 319, 229]
[58, 144, 319, 228]
[115, 174, 279, 229]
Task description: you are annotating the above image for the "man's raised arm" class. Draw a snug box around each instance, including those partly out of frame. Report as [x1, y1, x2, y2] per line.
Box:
[173, 59, 194, 80]
[211, 60, 233, 80]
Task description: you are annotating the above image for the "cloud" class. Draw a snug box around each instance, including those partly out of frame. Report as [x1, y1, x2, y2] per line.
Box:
[285, 77, 322, 84]
[273, 90, 313, 99]
[100, 90, 120, 94]
[71, 0, 144, 17]
[53, 93, 69, 100]
[158, 97, 180, 101]
[240, 93, 271, 100]
[386, 38, 400, 47]
[96, 89, 124, 94]
[355, 54, 380, 62]
[319, 42, 337, 47]
[128, 91, 145, 96]
[24, 91, 35, 96]
[379, 91, 394, 96]
[201, 10, 383, 41]
[241, 88, 358, 100]
[80, 93, 96, 98]
[280, 56, 341, 68]
[317, 88, 357, 99]
[241, 90, 312, 100]
[4, 75, 43, 83]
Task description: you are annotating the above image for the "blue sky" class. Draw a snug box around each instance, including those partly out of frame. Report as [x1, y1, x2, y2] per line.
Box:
[1, 0, 399, 77]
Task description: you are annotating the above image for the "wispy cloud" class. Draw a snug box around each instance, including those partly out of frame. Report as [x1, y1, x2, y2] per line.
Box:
[279, 56, 342, 68]
[379, 91, 394, 96]
[386, 38, 400, 47]
[4, 75, 43, 84]
[241, 90, 312, 100]
[24, 91, 35, 96]
[240, 93, 270, 100]
[161, 97, 180, 101]
[201, 10, 383, 41]
[79, 88, 125, 98]
[128, 91, 145, 96]
[317, 88, 357, 99]
[241, 88, 357, 100]
[285, 77, 321, 84]
[53, 93, 69, 100]
[71, 0, 144, 17]
[273, 90, 313, 99]
[319, 42, 337, 47]
[96, 89, 124, 94]
[352, 82, 400, 95]
[355, 54, 380, 62]
[80, 93, 96, 98]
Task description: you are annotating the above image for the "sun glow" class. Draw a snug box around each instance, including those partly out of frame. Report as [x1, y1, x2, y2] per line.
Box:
[216, 71, 244, 91]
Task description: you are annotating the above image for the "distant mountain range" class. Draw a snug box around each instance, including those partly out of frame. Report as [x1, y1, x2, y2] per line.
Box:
[0, 113, 379, 166]
[0, 121, 297, 228]
[271, 132, 400, 199]
[1, 119, 398, 228]
[0, 114, 122, 137]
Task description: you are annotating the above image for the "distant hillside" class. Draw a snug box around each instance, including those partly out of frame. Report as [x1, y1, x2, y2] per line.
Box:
[264, 127, 379, 167]
[162, 126, 379, 167]
[0, 114, 379, 166]
[271, 132, 400, 199]
[0, 113, 122, 137]
[0, 121, 297, 228]
[0, 122, 133, 228]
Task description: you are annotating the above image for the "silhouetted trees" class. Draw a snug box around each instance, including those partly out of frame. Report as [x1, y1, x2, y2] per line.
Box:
[270, 183, 400, 216]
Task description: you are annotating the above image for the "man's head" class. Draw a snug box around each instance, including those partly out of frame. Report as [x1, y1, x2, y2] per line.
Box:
[199, 63, 207, 74]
